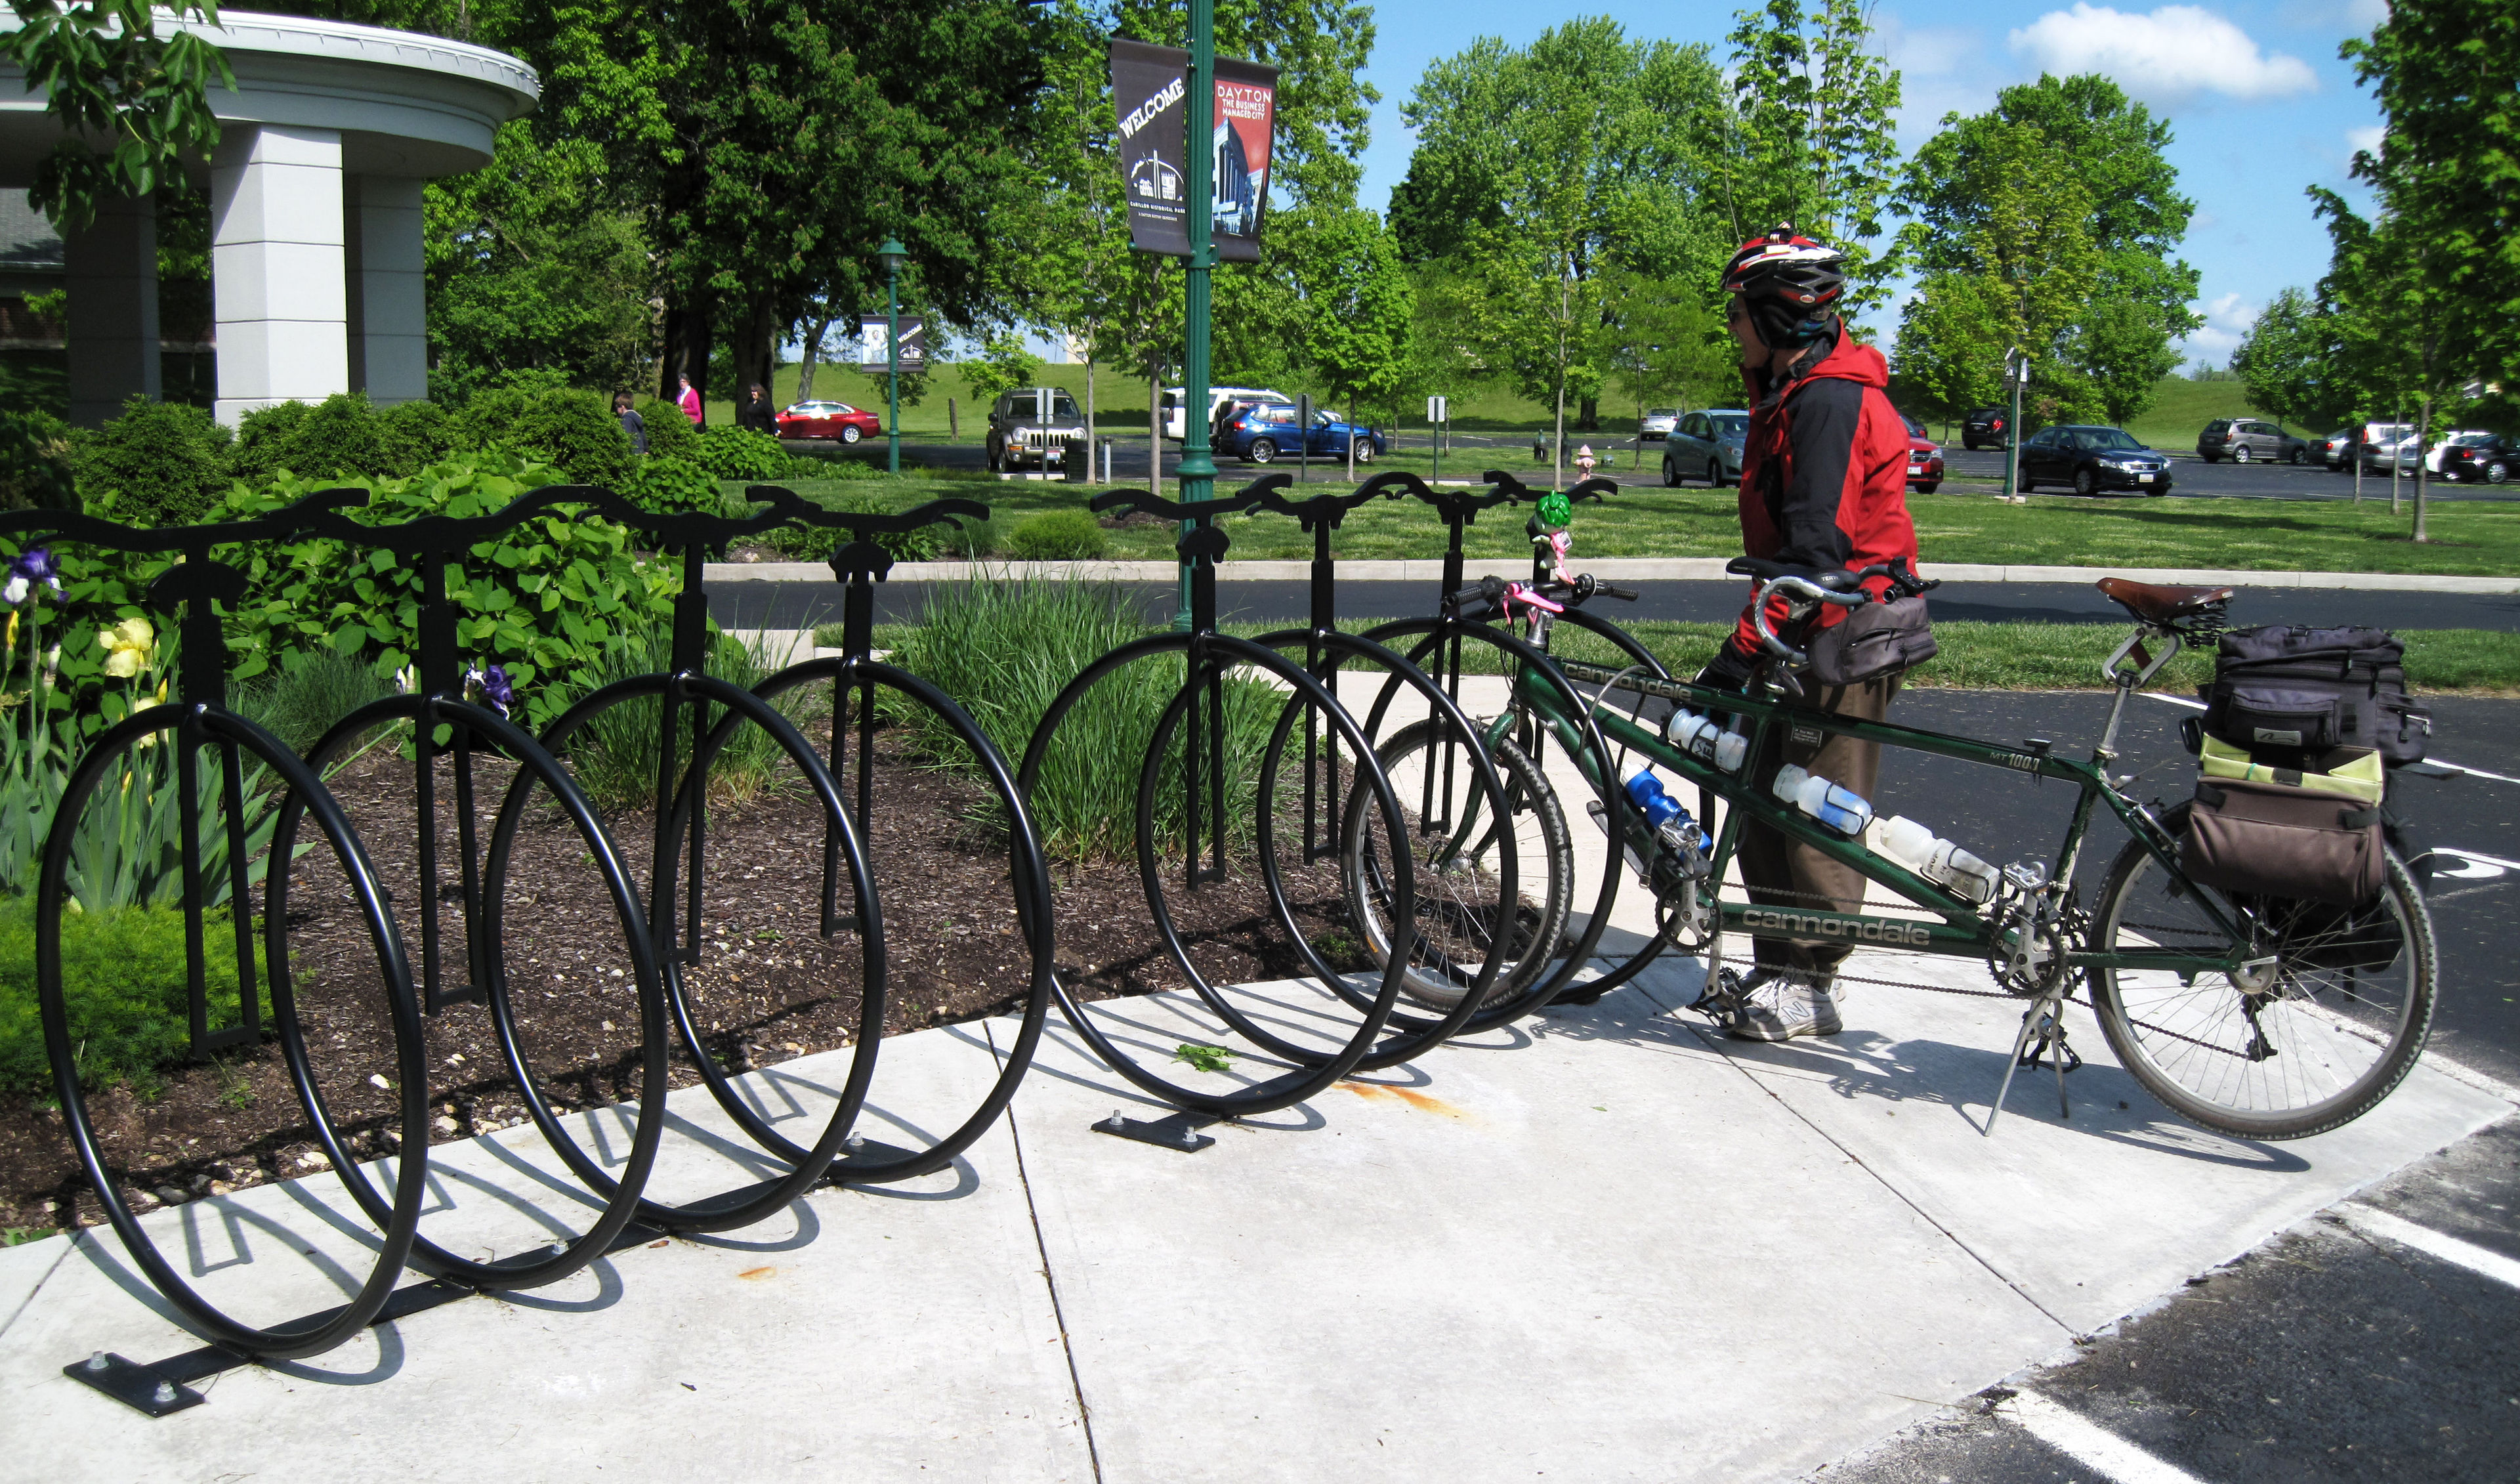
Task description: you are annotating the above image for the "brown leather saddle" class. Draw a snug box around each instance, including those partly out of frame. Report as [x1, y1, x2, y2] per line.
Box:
[2096, 576, 2235, 626]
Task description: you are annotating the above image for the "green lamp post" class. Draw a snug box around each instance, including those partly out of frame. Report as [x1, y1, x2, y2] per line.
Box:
[879, 236, 908, 475]
[1173, 0, 1217, 629]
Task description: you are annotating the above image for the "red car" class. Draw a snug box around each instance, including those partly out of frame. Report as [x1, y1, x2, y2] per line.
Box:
[774, 400, 882, 443]
[1900, 411, 1944, 494]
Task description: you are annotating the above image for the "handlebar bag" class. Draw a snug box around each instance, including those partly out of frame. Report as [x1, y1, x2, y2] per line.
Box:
[2182, 777, 2384, 908]
[1807, 594, 1936, 686]
[2202, 624, 2430, 765]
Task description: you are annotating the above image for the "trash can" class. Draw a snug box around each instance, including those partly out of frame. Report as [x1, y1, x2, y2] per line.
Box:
[1065, 436, 1090, 482]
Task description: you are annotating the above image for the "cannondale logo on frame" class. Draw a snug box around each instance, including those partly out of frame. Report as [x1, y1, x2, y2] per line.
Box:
[1741, 908, 1932, 945]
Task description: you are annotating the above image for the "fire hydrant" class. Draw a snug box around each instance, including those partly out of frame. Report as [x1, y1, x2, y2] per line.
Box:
[1574, 444, 1597, 477]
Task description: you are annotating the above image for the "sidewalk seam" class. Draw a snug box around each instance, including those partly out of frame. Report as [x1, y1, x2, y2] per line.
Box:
[0, 1228, 80, 1346]
[1681, 1016, 2082, 1338]
[989, 1020, 1106, 1484]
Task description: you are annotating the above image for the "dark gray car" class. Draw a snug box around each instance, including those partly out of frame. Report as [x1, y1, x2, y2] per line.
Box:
[1660, 408, 1749, 487]
[2198, 417, 2307, 464]
[986, 387, 1088, 473]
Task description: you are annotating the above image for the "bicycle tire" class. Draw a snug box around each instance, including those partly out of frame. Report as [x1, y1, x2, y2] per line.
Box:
[2089, 806, 2436, 1140]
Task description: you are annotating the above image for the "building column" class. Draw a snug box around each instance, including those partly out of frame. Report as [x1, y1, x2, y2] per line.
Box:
[211, 124, 346, 423]
[64, 191, 161, 428]
[346, 175, 427, 404]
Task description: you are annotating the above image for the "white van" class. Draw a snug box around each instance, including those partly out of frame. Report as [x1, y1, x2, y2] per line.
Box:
[1160, 385, 1288, 441]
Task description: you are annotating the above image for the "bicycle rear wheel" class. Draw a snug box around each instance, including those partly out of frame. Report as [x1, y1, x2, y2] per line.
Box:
[2090, 808, 2435, 1140]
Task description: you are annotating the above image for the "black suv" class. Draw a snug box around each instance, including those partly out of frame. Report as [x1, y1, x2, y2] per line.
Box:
[1961, 406, 2011, 450]
[2198, 418, 2307, 464]
[986, 387, 1088, 473]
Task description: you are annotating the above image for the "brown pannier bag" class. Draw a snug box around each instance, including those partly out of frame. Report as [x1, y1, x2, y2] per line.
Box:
[2181, 778, 2384, 908]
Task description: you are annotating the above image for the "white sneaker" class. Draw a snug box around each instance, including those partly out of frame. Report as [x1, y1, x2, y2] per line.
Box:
[1728, 969, 1843, 1041]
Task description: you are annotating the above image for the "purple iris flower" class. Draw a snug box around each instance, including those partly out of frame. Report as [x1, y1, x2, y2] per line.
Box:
[465, 664, 516, 717]
[5, 547, 62, 605]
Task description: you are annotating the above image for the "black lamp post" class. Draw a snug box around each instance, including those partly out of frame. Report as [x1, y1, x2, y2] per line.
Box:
[879, 236, 907, 475]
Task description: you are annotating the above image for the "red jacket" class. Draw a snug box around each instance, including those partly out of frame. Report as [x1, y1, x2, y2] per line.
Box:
[1731, 328, 1922, 654]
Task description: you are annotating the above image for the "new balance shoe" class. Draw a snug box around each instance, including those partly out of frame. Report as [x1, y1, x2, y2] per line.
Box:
[1727, 969, 1843, 1041]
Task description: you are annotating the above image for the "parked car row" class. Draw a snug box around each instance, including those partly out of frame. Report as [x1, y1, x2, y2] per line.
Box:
[1656, 407, 1944, 495]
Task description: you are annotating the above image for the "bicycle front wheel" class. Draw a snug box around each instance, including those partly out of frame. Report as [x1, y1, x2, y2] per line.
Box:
[2090, 810, 2435, 1140]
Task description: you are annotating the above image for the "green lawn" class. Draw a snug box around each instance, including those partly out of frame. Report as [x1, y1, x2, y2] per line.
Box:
[766, 475, 2520, 577]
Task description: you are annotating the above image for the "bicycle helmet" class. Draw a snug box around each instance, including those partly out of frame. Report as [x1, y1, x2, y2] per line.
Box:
[1722, 224, 1847, 349]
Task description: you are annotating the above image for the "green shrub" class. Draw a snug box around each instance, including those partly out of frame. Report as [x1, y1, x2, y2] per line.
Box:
[379, 400, 456, 473]
[226, 398, 313, 485]
[211, 455, 681, 729]
[71, 396, 234, 526]
[938, 511, 999, 559]
[1005, 509, 1108, 561]
[892, 580, 1281, 859]
[0, 409, 77, 512]
[0, 899, 259, 1095]
[622, 456, 724, 517]
[452, 385, 635, 487]
[694, 426, 791, 481]
[636, 396, 700, 462]
[290, 392, 398, 478]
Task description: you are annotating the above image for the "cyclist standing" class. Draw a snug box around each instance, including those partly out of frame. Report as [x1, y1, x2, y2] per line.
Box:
[1694, 225, 1922, 1041]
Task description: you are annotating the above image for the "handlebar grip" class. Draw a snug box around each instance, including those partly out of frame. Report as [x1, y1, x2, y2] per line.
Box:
[1596, 582, 1639, 601]
[1447, 574, 1509, 608]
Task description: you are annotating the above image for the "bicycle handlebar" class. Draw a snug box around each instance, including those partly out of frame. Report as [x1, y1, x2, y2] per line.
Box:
[1445, 572, 1638, 616]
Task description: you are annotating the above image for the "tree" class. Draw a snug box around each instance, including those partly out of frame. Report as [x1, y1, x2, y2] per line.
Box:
[1604, 273, 1731, 467]
[1712, 0, 1902, 315]
[1396, 20, 1732, 448]
[0, 1, 230, 233]
[1299, 210, 1414, 426]
[1891, 119, 2103, 429]
[1895, 75, 2200, 426]
[422, 124, 654, 400]
[2229, 287, 2353, 431]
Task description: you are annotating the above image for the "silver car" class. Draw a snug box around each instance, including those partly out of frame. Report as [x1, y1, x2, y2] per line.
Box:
[1661, 409, 1749, 487]
[1639, 408, 1681, 442]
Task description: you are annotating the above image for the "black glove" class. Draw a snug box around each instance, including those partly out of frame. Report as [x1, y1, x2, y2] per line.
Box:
[1693, 639, 1758, 694]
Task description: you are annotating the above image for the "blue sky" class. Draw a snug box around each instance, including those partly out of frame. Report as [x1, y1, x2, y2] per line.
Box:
[1351, 0, 2390, 364]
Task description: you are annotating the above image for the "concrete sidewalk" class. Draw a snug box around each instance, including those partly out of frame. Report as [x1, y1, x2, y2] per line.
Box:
[0, 948, 2506, 1482]
[707, 557, 2520, 595]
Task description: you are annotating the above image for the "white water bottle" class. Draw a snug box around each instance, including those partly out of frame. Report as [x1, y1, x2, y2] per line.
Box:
[1772, 764, 1872, 837]
[1864, 815, 2000, 903]
[1665, 707, 1748, 773]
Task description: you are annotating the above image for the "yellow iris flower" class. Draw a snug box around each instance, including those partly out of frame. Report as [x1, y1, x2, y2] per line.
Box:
[99, 616, 154, 679]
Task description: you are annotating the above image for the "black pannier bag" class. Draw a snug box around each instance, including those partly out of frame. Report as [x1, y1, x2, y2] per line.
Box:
[1808, 595, 1937, 686]
[2182, 778, 2385, 908]
[2200, 624, 2431, 767]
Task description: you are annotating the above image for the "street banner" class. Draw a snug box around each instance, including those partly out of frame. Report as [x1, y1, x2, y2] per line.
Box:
[1110, 38, 1279, 261]
[1211, 56, 1277, 263]
[857, 314, 925, 371]
[1112, 38, 1190, 257]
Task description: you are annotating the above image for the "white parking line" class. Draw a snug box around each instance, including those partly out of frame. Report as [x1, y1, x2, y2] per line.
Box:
[2002, 1392, 2208, 1484]
[2338, 1203, 2520, 1290]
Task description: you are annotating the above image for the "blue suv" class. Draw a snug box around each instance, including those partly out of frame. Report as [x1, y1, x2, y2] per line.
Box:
[1218, 401, 1385, 464]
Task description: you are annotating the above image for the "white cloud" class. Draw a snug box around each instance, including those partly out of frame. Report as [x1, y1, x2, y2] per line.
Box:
[2009, 5, 2318, 104]
[2345, 125, 2384, 158]
[2180, 291, 2263, 362]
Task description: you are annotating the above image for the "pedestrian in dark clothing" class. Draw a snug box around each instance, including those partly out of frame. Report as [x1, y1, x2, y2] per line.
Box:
[738, 384, 778, 437]
[614, 392, 648, 455]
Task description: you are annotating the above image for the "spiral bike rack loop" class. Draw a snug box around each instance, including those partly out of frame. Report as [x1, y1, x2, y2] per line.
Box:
[1015, 486, 1420, 1141]
[626, 490, 1058, 1189]
[1230, 472, 1523, 1065]
[1351, 471, 1638, 1023]
[3, 494, 448, 1407]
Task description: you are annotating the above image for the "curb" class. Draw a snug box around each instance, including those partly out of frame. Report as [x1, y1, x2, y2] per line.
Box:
[704, 559, 2520, 595]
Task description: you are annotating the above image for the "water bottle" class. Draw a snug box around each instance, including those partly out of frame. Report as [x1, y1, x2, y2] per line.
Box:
[1664, 707, 1748, 773]
[1864, 815, 2000, 903]
[1623, 771, 1712, 876]
[1771, 763, 1873, 837]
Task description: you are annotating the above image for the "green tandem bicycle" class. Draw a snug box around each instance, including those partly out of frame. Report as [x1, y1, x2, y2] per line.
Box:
[1355, 536, 2435, 1143]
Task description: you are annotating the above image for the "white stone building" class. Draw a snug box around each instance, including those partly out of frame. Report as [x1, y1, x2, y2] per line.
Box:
[0, 9, 537, 425]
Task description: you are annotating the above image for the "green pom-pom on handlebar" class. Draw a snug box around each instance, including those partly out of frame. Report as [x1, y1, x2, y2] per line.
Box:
[1535, 492, 1572, 530]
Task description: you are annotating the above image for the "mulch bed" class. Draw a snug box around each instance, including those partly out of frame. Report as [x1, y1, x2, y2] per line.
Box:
[0, 719, 1356, 1234]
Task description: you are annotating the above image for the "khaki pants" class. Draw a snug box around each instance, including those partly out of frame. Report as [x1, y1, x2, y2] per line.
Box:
[1738, 674, 1900, 977]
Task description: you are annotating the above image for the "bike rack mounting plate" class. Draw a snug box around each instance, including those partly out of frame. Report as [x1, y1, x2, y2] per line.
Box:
[1094, 1110, 1219, 1152]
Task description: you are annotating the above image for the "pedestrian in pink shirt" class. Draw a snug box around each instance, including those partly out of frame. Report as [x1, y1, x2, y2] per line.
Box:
[675, 372, 702, 427]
